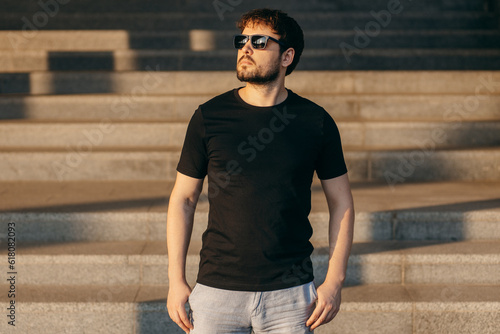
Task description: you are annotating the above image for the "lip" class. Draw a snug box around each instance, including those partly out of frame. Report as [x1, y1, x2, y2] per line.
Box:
[239, 57, 254, 66]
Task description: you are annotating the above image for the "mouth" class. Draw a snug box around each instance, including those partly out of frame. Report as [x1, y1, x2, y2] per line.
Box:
[239, 57, 254, 66]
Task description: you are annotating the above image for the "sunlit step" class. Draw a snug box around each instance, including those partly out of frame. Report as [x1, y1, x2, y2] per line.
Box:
[0, 121, 499, 150]
[2, 30, 500, 51]
[1, 241, 499, 286]
[1, 180, 499, 242]
[2, 49, 500, 72]
[2, 71, 500, 95]
[0, 148, 498, 181]
[0, 284, 498, 333]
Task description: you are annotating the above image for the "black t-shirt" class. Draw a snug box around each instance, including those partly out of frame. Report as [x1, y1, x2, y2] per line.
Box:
[176, 88, 347, 291]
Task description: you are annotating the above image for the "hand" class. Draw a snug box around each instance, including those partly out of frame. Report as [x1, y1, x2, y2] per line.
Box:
[306, 282, 342, 331]
[166, 280, 194, 333]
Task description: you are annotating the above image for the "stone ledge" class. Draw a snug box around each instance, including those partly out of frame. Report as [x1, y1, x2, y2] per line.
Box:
[1, 284, 498, 333]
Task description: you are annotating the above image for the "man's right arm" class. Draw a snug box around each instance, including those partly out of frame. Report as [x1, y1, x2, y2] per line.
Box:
[166, 171, 204, 333]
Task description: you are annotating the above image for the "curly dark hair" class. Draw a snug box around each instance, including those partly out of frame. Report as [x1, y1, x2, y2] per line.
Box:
[237, 8, 304, 76]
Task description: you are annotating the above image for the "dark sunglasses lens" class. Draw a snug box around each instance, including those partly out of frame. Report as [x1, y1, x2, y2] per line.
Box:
[234, 35, 248, 49]
[251, 35, 268, 49]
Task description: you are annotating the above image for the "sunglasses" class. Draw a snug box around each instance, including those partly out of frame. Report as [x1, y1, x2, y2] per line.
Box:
[233, 34, 287, 50]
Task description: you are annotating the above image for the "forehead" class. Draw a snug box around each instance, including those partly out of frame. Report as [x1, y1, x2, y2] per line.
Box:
[241, 22, 280, 39]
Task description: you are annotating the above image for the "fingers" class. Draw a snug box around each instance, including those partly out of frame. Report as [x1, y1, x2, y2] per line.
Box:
[168, 305, 194, 333]
[179, 306, 194, 332]
[306, 304, 322, 328]
[310, 307, 339, 330]
[166, 282, 194, 333]
[306, 304, 340, 331]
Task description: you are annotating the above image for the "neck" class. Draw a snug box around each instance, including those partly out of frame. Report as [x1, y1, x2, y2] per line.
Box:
[238, 79, 288, 107]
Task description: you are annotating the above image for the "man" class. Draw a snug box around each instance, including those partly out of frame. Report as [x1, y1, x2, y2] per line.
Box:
[167, 8, 354, 334]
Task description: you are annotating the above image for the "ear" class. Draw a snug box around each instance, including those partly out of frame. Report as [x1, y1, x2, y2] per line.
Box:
[281, 47, 295, 68]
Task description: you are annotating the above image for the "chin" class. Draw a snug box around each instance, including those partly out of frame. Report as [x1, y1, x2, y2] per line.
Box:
[236, 70, 254, 82]
[237, 74, 251, 83]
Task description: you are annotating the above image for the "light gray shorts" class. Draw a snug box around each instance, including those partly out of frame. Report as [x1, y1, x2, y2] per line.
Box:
[187, 281, 318, 334]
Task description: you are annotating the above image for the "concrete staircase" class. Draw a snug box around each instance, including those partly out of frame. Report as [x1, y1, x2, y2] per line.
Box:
[1, 0, 500, 333]
[1, 0, 500, 71]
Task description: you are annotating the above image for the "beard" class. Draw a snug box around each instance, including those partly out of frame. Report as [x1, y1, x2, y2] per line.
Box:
[236, 55, 281, 84]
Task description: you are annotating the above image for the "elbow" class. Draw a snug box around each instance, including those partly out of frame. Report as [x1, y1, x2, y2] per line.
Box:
[183, 196, 199, 211]
[169, 189, 202, 214]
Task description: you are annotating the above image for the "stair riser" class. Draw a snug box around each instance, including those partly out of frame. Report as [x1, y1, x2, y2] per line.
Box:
[1, 14, 496, 31]
[3, 31, 500, 50]
[0, 300, 498, 334]
[1, 95, 500, 122]
[2, 254, 499, 286]
[1, 122, 499, 149]
[0, 95, 211, 120]
[0, 123, 189, 148]
[0, 150, 498, 181]
[0, 0, 488, 14]
[2, 50, 500, 71]
[3, 71, 500, 95]
[1, 211, 498, 242]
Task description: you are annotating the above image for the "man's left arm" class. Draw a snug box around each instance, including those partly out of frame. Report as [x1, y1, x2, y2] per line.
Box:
[306, 172, 355, 331]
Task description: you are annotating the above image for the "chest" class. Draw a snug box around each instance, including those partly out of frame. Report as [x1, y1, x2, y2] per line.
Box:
[204, 108, 321, 175]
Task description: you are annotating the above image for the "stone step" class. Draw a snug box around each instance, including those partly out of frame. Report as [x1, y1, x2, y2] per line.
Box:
[0, 0, 489, 14]
[1, 12, 496, 31]
[1, 93, 500, 122]
[2, 48, 500, 72]
[3, 30, 500, 51]
[0, 147, 499, 181]
[0, 121, 189, 148]
[1, 181, 499, 242]
[1, 121, 499, 150]
[0, 284, 498, 333]
[1, 240, 499, 286]
[1, 71, 499, 95]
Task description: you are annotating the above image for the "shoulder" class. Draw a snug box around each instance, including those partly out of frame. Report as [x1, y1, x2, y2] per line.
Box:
[288, 90, 327, 114]
[287, 90, 330, 124]
[200, 89, 239, 111]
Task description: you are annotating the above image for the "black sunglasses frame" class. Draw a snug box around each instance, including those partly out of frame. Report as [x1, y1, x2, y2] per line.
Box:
[233, 34, 287, 50]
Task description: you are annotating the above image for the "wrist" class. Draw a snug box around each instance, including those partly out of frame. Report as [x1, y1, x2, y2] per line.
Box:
[323, 275, 345, 289]
[168, 274, 187, 285]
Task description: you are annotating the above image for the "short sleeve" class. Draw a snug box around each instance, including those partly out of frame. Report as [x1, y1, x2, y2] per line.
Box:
[176, 108, 208, 179]
[315, 109, 347, 180]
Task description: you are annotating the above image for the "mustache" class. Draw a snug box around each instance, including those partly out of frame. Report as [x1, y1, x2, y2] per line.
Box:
[238, 55, 255, 64]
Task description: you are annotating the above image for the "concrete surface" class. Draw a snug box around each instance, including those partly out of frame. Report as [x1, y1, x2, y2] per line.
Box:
[0, 284, 498, 334]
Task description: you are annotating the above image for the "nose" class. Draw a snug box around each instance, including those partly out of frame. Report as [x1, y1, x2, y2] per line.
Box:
[240, 38, 254, 54]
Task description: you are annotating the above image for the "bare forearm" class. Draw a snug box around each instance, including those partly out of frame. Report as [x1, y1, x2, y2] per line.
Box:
[166, 173, 202, 334]
[306, 199, 354, 331]
[167, 197, 197, 284]
[324, 202, 355, 287]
